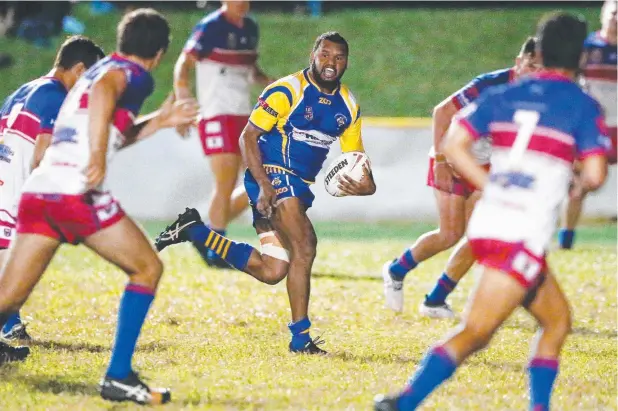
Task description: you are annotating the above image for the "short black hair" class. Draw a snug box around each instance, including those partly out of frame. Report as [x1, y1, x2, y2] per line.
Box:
[519, 36, 537, 56]
[54, 36, 105, 70]
[537, 12, 587, 70]
[312, 31, 349, 55]
[117, 8, 170, 59]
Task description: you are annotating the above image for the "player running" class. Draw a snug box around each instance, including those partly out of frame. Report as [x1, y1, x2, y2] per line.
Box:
[174, 0, 272, 268]
[382, 37, 540, 317]
[559, 0, 617, 249]
[156, 32, 376, 354]
[375, 12, 609, 411]
[0, 9, 199, 405]
[0, 36, 104, 342]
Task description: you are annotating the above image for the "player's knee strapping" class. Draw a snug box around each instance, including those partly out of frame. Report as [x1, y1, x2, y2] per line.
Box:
[258, 231, 289, 262]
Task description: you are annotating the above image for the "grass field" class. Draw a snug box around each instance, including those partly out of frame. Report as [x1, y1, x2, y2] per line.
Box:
[0, 222, 615, 410]
[0, 4, 602, 116]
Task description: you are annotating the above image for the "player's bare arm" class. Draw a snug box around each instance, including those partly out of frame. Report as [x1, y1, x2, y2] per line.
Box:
[432, 98, 459, 191]
[173, 52, 197, 137]
[123, 93, 199, 146]
[338, 163, 376, 196]
[442, 122, 489, 191]
[239, 122, 276, 217]
[86, 69, 127, 189]
[30, 133, 52, 171]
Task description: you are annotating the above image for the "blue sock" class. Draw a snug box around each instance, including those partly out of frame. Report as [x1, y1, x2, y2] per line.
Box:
[558, 229, 575, 249]
[389, 248, 418, 280]
[289, 317, 312, 350]
[397, 346, 458, 410]
[1, 312, 22, 333]
[188, 225, 253, 271]
[425, 273, 458, 305]
[528, 357, 559, 411]
[206, 229, 226, 261]
[106, 284, 155, 379]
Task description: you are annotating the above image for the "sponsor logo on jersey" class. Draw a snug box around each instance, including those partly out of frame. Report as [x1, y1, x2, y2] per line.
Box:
[275, 187, 288, 195]
[52, 127, 78, 145]
[3, 228, 10, 237]
[0, 144, 14, 163]
[305, 106, 313, 121]
[258, 98, 278, 118]
[490, 171, 535, 189]
[228, 33, 237, 49]
[324, 159, 348, 186]
[319, 97, 331, 105]
[290, 127, 337, 148]
[271, 176, 282, 186]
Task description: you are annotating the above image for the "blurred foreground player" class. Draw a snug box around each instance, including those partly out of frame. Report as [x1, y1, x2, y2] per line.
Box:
[382, 37, 540, 316]
[375, 12, 609, 410]
[559, 0, 617, 249]
[174, 0, 272, 267]
[0, 9, 199, 405]
[157, 32, 376, 354]
[0, 36, 104, 342]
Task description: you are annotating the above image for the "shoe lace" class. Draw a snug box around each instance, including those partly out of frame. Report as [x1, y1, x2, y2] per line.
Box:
[308, 335, 326, 349]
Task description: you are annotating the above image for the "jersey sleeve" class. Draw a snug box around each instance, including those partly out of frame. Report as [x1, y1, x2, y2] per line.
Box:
[575, 99, 612, 159]
[248, 84, 292, 133]
[450, 76, 484, 110]
[454, 92, 496, 140]
[29, 86, 65, 134]
[340, 106, 364, 152]
[183, 20, 216, 59]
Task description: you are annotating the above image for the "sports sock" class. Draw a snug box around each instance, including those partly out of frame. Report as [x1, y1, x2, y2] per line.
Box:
[188, 225, 253, 271]
[389, 248, 418, 280]
[289, 317, 312, 350]
[425, 273, 458, 305]
[558, 229, 575, 249]
[528, 357, 559, 411]
[0, 312, 10, 330]
[397, 345, 458, 410]
[206, 229, 226, 261]
[1, 312, 22, 334]
[106, 284, 155, 379]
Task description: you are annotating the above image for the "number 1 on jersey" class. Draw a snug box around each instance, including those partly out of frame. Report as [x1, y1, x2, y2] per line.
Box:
[509, 109, 540, 169]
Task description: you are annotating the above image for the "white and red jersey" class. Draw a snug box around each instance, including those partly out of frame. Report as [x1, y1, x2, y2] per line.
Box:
[458, 72, 610, 259]
[583, 31, 617, 128]
[0, 77, 66, 246]
[183, 9, 259, 120]
[22, 53, 153, 196]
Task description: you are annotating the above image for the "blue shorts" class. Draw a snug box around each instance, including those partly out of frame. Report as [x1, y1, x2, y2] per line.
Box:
[244, 168, 314, 224]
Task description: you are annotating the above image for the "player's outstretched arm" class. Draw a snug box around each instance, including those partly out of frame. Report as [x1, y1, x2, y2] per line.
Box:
[123, 93, 199, 147]
[442, 122, 489, 191]
[86, 69, 127, 189]
[240, 122, 277, 217]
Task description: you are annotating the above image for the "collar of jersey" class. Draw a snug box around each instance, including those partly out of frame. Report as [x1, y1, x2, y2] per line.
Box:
[532, 70, 574, 82]
[303, 68, 340, 96]
[110, 53, 148, 73]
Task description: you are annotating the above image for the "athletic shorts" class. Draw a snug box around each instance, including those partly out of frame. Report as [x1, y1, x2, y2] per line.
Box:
[427, 157, 490, 198]
[608, 126, 617, 165]
[468, 238, 547, 290]
[198, 115, 249, 156]
[17, 191, 125, 245]
[244, 167, 314, 225]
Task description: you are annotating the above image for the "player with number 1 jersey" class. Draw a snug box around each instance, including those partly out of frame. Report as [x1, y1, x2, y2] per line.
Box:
[375, 12, 609, 411]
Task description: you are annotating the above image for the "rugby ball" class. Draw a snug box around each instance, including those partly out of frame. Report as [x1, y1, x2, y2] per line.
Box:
[324, 151, 371, 197]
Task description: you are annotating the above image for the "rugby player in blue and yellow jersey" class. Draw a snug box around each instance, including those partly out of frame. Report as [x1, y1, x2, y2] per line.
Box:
[156, 32, 376, 354]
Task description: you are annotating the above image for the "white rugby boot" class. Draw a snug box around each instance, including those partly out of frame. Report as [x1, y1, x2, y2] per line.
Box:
[382, 260, 404, 312]
[419, 296, 457, 319]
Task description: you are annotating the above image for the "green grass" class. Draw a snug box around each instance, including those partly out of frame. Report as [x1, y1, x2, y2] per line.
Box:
[0, 222, 615, 410]
[0, 5, 601, 116]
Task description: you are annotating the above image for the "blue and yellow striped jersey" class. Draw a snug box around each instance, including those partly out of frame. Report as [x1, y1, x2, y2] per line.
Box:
[248, 68, 364, 183]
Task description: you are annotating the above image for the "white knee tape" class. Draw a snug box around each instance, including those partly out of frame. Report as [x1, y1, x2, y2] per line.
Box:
[261, 243, 290, 262]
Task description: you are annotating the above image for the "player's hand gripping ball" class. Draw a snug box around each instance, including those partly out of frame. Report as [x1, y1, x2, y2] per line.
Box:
[324, 151, 371, 197]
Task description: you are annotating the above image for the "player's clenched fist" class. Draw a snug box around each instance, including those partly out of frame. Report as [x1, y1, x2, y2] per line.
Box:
[158, 93, 200, 129]
[257, 183, 277, 218]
